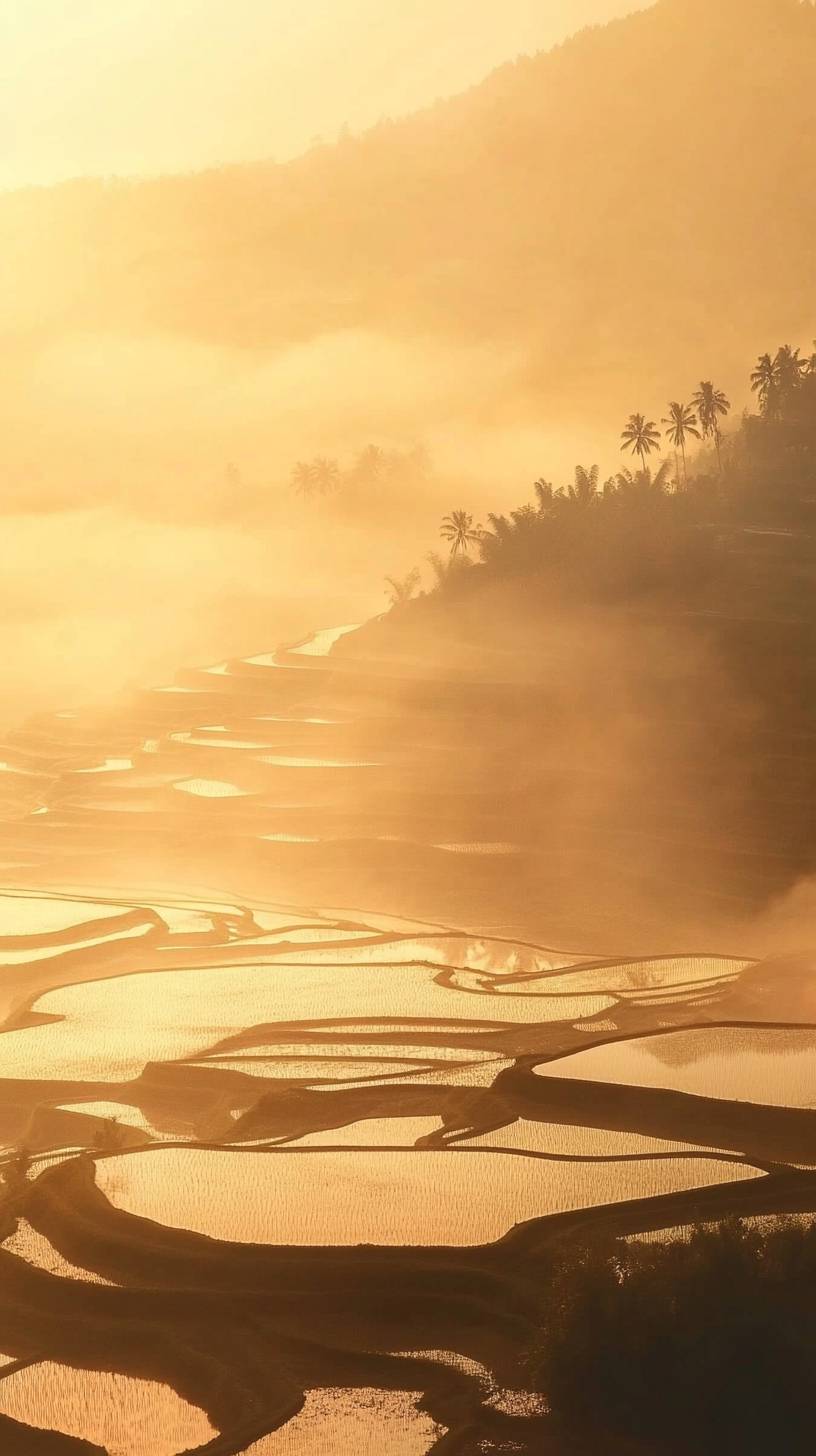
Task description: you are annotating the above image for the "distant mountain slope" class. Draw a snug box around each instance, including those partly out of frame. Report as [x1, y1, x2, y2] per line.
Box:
[3, 0, 814, 402]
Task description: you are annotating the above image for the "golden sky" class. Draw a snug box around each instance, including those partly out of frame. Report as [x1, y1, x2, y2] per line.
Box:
[0, 0, 643, 189]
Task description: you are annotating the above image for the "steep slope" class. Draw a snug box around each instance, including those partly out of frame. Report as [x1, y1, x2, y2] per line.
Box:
[2, 0, 815, 721]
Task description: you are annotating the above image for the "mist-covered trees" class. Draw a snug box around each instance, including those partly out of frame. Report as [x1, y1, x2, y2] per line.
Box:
[691, 381, 731, 471]
[291, 443, 430, 505]
[396, 341, 815, 608]
[384, 568, 421, 606]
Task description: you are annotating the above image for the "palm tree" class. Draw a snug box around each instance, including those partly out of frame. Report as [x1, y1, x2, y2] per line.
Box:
[661, 402, 701, 486]
[612, 460, 673, 497]
[533, 478, 556, 513]
[426, 551, 451, 586]
[690, 382, 730, 472]
[353, 444, 387, 485]
[620, 414, 661, 475]
[567, 464, 600, 507]
[384, 568, 421, 606]
[775, 345, 807, 403]
[440, 510, 482, 557]
[311, 457, 341, 496]
[750, 353, 779, 417]
[290, 460, 316, 497]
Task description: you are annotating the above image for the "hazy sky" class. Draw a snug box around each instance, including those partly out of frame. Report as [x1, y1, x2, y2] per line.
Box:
[0, 0, 644, 189]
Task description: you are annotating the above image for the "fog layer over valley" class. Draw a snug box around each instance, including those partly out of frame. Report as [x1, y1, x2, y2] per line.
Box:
[1, 3, 815, 1452]
[2, 0, 815, 713]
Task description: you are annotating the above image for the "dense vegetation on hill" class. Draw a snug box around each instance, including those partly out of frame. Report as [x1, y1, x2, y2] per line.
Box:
[340, 344, 816, 931]
[537, 1219, 816, 1454]
[409, 342, 816, 601]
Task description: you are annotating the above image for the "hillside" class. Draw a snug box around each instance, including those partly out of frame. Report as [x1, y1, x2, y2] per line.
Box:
[3, 0, 815, 400]
[1, 0, 815, 720]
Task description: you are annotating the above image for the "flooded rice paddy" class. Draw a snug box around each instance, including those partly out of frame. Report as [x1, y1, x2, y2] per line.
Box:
[0, 625, 813, 1452]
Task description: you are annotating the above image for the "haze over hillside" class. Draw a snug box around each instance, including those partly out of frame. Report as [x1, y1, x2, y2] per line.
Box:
[1, 0, 814, 714]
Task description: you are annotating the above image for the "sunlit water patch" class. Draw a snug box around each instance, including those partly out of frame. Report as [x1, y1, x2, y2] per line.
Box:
[0, 959, 579, 1081]
[457, 1118, 728, 1159]
[394, 1350, 548, 1420]
[287, 625, 360, 657]
[286, 1117, 445, 1147]
[0, 1363, 214, 1454]
[174, 779, 250, 798]
[241, 1387, 442, 1454]
[0, 892, 137, 938]
[193, 1057, 433, 1081]
[535, 1027, 816, 1107]
[58, 1100, 176, 1141]
[94, 1147, 762, 1246]
[3, 1219, 119, 1285]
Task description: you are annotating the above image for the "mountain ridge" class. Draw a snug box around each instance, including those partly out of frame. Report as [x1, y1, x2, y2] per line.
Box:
[2, 0, 814, 469]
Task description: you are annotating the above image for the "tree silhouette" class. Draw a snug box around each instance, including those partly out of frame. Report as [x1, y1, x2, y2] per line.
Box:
[290, 461, 316, 497]
[612, 460, 672, 497]
[662, 402, 701, 486]
[774, 344, 807, 404]
[534, 478, 556, 513]
[691, 381, 730, 472]
[384, 568, 421, 606]
[311, 457, 341, 496]
[567, 464, 600, 507]
[290, 457, 341, 497]
[440, 510, 482, 557]
[750, 353, 779, 418]
[352, 445, 387, 486]
[620, 414, 661, 474]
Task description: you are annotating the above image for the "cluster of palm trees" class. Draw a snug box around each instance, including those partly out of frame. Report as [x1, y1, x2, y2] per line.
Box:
[290, 456, 342, 498]
[383, 341, 815, 605]
[292, 443, 431, 500]
[750, 343, 815, 419]
[621, 381, 731, 484]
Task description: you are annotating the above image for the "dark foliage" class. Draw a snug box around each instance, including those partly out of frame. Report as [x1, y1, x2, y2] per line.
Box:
[425, 342, 816, 605]
[537, 1219, 816, 1456]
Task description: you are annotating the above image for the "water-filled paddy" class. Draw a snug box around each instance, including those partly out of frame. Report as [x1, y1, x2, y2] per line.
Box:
[535, 1027, 816, 1107]
[0, 954, 612, 1082]
[241, 1388, 443, 1454]
[0, 618, 814, 1456]
[3, 1218, 119, 1284]
[93, 1146, 762, 1245]
[0, 1364, 214, 1454]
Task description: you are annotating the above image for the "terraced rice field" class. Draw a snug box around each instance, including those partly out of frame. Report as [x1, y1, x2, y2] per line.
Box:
[0, 625, 814, 1453]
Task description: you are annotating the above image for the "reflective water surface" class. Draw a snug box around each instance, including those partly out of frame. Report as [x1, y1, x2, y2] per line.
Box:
[0, 624, 812, 1454]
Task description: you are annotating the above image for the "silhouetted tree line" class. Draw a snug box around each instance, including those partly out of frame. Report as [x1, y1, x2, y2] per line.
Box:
[291, 443, 430, 503]
[536, 1218, 816, 1455]
[384, 343, 815, 605]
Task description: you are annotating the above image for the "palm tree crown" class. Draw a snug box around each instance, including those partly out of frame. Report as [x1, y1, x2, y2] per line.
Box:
[662, 401, 700, 449]
[620, 414, 661, 473]
[690, 382, 731, 470]
[750, 353, 779, 414]
[661, 401, 701, 486]
[440, 510, 482, 557]
[775, 345, 807, 399]
[567, 464, 600, 507]
[311, 457, 341, 495]
[291, 461, 316, 496]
